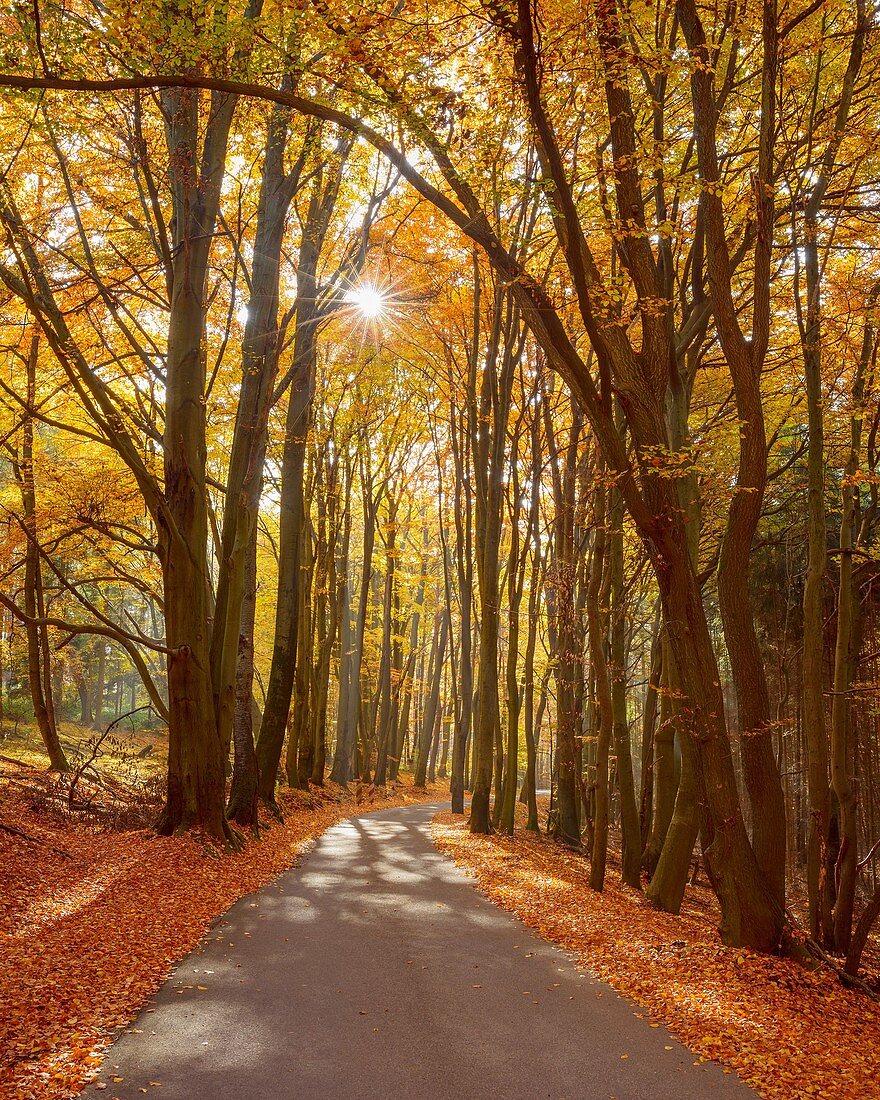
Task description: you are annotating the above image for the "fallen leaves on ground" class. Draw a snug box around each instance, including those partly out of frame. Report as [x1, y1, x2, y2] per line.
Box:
[0, 770, 446, 1100]
[431, 812, 880, 1100]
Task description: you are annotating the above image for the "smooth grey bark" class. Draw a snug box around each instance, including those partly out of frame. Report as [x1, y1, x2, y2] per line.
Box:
[545, 399, 584, 850]
[517, 402, 543, 831]
[414, 610, 448, 787]
[13, 332, 67, 771]
[639, 601, 662, 853]
[586, 485, 614, 886]
[155, 78, 245, 841]
[210, 93, 303, 775]
[227, 518, 260, 828]
[795, 3, 868, 947]
[391, 529, 427, 782]
[256, 160, 346, 802]
[499, 422, 528, 834]
[346, 453, 381, 782]
[469, 291, 515, 833]
[609, 486, 642, 889]
[374, 493, 401, 786]
[330, 464, 354, 783]
[646, 643, 699, 914]
[449, 399, 474, 813]
[829, 279, 878, 951]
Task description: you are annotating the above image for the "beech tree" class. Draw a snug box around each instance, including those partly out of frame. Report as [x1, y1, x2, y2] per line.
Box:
[2, 0, 879, 961]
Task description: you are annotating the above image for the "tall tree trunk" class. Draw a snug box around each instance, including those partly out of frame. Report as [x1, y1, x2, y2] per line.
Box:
[518, 408, 543, 831]
[587, 487, 613, 887]
[227, 519, 260, 829]
[374, 496, 399, 785]
[546, 403, 584, 850]
[311, 454, 341, 786]
[256, 278, 318, 800]
[450, 402, 474, 813]
[415, 611, 448, 786]
[639, 601, 662, 853]
[470, 323, 507, 831]
[499, 457, 524, 833]
[642, 634, 675, 874]
[330, 464, 355, 783]
[797, 3, 868, 945]
[392, 535, 427, 781]
[438, 696, 451, 779]
[646, 691, 699, 915]
[290, 518, 315, 788]
[92, 641, 106, 731]
[829, 280, 877, 951]
[16, 332, 67, 771]
[154, 80, 245, 840]
[256, 160, 347, 803]
[700, 0, 787, 916]
[75, 672, 92, 727]
[210, 98, 299, 770]
[659, 549, 781, 948]
[609, 487, 642, 889]
[428, 694, 446, 784]
[518, 563, 541, 831]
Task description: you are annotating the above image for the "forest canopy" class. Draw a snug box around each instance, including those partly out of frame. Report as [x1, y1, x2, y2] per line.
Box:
[0, 0, 879, 973]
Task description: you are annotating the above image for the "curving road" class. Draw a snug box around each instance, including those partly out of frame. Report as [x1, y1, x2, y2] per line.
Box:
[90, 803, 754, 1100]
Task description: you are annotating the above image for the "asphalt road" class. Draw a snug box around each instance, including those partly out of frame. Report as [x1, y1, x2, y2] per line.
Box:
[89, 802, 754, 1100]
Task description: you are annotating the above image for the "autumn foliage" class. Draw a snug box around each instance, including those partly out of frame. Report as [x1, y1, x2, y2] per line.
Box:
[0, 1, 879, 1094]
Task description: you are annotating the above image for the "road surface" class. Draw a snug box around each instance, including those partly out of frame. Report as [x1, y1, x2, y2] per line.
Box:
[89, 802, 753, 1099]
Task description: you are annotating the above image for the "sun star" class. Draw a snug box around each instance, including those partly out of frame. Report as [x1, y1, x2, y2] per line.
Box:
[347, 284, 387, 319]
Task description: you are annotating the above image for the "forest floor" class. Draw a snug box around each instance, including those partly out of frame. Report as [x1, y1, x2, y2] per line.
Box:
[0, 737, 448, 1100]
[432, 810, 880, 1100]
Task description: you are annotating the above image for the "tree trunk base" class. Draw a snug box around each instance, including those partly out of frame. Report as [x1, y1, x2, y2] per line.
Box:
[257, 794, 284, 822]
[469, 788, 492, 834]
[157, 797, 246, 852]
[227, 785, 259, 835]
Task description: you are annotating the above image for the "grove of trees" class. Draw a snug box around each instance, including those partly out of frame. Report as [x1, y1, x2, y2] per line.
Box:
[1, 0, 879, 969]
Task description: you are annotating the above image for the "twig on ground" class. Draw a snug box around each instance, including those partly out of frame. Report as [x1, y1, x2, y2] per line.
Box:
[0, 820, 74, 858]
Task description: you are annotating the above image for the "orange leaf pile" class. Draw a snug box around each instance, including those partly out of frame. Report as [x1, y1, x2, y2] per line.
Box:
[0, 777, 445, 1099]
[431, 812, 880, 1099]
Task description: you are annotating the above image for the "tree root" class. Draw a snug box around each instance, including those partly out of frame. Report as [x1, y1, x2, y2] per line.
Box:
[258, 794, 284, 823]
[785, 909, 878, 1000]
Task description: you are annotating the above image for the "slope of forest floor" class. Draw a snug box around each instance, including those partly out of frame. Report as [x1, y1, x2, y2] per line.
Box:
[0, 748, 447, 1100]
[432, 812, 880, 1100]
